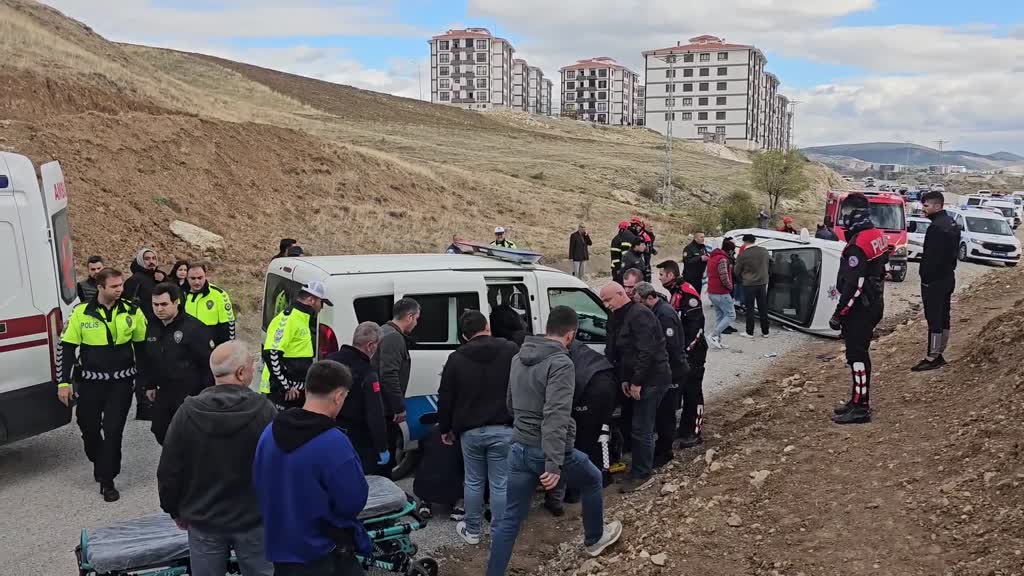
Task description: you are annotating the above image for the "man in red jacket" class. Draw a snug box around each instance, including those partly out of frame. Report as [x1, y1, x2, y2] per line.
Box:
[705, 238, 737, 349]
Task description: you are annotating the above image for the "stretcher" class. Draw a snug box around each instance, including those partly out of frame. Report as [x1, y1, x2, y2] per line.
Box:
[75, 476, 438, 576]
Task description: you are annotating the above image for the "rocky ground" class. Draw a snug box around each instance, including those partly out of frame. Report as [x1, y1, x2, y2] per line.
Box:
[441, 260, 1024, 576]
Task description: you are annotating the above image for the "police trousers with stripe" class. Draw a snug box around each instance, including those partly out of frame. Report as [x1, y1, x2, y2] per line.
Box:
[843, 303, 884, 407]
[76, 379, 134, 483]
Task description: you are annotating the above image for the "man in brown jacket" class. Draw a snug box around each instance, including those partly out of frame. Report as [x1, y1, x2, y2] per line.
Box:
[734, 234, 771, 338]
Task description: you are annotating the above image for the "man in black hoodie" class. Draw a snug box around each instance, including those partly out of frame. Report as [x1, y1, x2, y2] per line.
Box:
[125, 247, 160, 420]
[437, 311, 518, 545]
[157, 341, 277, 576]
[327, 322, 390, 476]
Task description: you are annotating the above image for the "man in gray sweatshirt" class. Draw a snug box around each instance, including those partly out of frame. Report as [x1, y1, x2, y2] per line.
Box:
[487, 307, 622, 576]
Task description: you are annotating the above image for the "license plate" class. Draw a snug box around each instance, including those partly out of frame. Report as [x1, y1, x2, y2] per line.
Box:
[994, 251, 1008, 257]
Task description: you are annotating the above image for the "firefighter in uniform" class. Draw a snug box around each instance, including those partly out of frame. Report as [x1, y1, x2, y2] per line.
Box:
[260, 281, 333, 409]
[610, 221, 637, 283]
[140, 283, 216, 445]
[829, 194, 889, 425]
[183, 262, 236, 346]
[656, 260, 708, 447]
[56, 268, 147, 502]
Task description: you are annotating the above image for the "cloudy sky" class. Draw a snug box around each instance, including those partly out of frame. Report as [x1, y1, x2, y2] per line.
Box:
[43, 0, 1024, 154]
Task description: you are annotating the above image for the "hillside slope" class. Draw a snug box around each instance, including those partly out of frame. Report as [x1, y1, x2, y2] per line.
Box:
[803, 142, 1020, 171]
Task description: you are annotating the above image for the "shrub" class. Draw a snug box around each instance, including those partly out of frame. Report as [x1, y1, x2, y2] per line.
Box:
[687, 205, 721, 235]
[638, 183, 658, 200]
[719, 191, 758, 231]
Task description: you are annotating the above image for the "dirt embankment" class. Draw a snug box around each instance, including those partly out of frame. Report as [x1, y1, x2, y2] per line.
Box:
[445, 265, 1024, 576]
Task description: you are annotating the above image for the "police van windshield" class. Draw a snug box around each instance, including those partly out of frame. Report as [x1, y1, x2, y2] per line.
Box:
[840, 201, 905, 231]
[966, 217, 1013, 236]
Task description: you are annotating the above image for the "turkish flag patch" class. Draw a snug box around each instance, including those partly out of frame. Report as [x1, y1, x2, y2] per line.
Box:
[372, 381, 381, 393]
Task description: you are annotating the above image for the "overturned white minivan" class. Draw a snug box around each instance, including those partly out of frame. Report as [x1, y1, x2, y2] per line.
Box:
[722, 229, 845, 338]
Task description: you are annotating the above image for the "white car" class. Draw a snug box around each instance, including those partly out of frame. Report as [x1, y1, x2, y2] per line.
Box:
[948, 208, 1021, 267]
[906, 216, 931, 261]
[963, 196, 1019, 229]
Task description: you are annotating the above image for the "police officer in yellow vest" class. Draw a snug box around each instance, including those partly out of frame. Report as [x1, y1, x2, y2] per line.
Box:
[183, 262, 236, 346]
[261, 281, 333, 409]
[56, 268, 147, 503]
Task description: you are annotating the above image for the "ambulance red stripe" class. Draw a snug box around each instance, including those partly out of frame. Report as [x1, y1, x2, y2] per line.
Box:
[0, 339, 48, 354]
[0, 314, 47, 341]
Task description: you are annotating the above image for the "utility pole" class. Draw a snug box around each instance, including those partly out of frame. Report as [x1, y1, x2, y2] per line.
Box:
[653, 52, 678, 205]
[934, 139, 948, 173]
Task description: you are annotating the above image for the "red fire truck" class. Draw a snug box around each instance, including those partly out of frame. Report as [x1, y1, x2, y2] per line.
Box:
[825, 190, 908, 282]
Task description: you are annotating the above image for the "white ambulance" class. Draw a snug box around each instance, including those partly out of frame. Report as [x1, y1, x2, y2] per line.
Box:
[0, 152, 77, 445]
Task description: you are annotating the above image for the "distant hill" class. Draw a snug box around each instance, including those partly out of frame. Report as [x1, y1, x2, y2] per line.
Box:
[802, 142, 1022, 171]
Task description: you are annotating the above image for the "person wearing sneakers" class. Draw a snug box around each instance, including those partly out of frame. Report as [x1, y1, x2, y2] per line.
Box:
[706, 238, 737, 349]
[913, 190, 960, 372]
[487, 307, 623, 576]
[734, 235, 771, 338]
[829, 194, 889, 425]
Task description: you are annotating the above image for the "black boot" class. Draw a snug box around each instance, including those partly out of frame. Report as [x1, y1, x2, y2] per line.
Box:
[677, 434, 703, 449]
[833, 400, 856, 416]
[831, 405, 871, 424]
[543, 495, 565, 517]
[100, 481, 120, 502]
[911, 356, 946, 372]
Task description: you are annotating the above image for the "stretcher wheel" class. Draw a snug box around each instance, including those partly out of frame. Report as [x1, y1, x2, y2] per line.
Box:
[407, 557, 439, 576]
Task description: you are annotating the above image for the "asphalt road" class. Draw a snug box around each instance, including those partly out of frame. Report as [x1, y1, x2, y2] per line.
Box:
[0, 256, 1008, 576]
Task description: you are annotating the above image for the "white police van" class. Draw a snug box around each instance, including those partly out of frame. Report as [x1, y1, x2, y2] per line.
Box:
[262, 245, 608, 477]
[0, 153, 77, 445]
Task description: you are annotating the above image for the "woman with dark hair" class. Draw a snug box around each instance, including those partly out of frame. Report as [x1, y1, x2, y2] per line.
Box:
[170, 260, 190, 292]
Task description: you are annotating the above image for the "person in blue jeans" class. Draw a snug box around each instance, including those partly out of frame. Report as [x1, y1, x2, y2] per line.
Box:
[487, 307, 623, 576]
[437, 311, 519, 545]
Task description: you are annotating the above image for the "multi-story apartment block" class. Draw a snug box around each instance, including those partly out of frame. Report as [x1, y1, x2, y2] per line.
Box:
[429, 28, 514, 110]
[541, 79, 553, 116]
[527, 66, 544, 114]
[560, 57, 640, 125]
[642, 35, 791, 150]
[511, 59, 528, 111]
[636, 85, 646, 126]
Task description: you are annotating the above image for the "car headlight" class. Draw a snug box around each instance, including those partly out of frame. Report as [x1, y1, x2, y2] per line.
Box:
[894, 246, 907, 257]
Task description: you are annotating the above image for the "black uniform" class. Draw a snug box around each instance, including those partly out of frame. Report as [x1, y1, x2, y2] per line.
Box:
[138, 312, 215, 445]
[919, 210, 960, 359]
[669, 281, 708, 440]
[327, 345, 390, 475]
[621, 248, 651, 281]
[832, 221, 888, 409]
[610, 228, 638, 283]
[124, 261, 158, 418]
[649, 297, 690, 464]
[682, 241, 710, 294]
[77, 277, 99, 303]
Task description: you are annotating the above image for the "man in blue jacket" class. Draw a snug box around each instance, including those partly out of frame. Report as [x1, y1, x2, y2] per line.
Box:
[252, 360, 369, 576]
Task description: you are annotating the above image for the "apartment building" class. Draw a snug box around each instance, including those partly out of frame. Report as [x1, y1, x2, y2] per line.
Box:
[511, 59, 528, 111]
[541, 78, 553, 116]
[642, 35, 791, 150]
[560, 57, 640, 125]
[429, 28, 514, 110]
[527, 65, 544, 114]
[636, 85, 646, 126]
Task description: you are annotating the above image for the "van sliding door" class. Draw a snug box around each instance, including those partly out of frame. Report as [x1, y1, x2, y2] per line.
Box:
[766, 247, 822, 328]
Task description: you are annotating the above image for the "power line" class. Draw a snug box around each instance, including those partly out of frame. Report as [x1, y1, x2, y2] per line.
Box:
[653, 53, 678, 205]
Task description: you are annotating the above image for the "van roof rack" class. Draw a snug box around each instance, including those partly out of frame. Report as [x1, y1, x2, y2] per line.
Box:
[458, 242, 543, 266]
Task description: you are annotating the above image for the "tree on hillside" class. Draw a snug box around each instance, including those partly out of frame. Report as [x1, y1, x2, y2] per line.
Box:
[752, 150, 810, 218]
[719, 190, 758, 232]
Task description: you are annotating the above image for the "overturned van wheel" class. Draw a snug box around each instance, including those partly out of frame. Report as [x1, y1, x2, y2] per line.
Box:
[391, 428, 421, 480]
[407, 558, 439, 576]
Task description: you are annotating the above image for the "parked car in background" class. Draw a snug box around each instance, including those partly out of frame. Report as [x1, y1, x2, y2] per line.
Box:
[947, 208, 1021, 267]
[963, 195, 1019, 229]
[906, 216, 931, 261]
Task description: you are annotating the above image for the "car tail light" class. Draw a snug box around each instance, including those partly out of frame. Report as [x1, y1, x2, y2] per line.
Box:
[46, 308, 63, 384]
[318, 323, 338, 359]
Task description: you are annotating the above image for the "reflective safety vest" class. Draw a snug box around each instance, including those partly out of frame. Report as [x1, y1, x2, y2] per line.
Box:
[184, 282, 236, 345]
[58, 298, 147, 384]
[260, 303, 315, 394]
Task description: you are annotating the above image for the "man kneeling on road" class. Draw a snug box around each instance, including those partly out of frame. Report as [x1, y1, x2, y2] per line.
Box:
[487, 306, 623, 576]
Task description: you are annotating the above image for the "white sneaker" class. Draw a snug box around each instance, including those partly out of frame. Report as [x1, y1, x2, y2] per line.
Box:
[741, 332, 754, 339]
[585, 521, 623, 557]
[762, 333, 770, 339]
[456, 521, 480, 545]
[708, 335, 723, 350]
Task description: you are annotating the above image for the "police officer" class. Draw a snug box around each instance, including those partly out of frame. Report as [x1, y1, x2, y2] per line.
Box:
[829, 194, 888, 425]
[636, 282, 689, 468]
[140, 283, 215, 445]
[57, 268, 147, 502]
[490, 226, 518, 249]
[183, 262, 236, 346]
[260, 281, 333, 409]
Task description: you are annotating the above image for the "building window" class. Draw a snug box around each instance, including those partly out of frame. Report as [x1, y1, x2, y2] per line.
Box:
[439, 54, 450, 64]
[565, 102, 575, 110]
[666, 83, 676, 93]
[476, 78, 488, 88]
[682, 83, 693, 92]
[698, 126, 708, 134]
[439, 92, 450, 101]
[439, 66, 450, 76]
[665, 98, 675, 107]
[698, 97, 708, 106]
[717, 82, 727, 91]
[439, 40, 450, 50]
[597, 102, 608, 112]
[665, 69, 676, 78]
[682, 97, 693, 106]
[700, 68, 710, 77]
[681, 112, 692, 120]
[566, 92, 575, 101]
[664, 112, 675, 121]
[684, 54, 694, 62]
[476, 65, 488, 75]
[599, 69, 608, 77]
[683, 68, 694, 77]
[477, 91, 488, 101]
[598, 91, 607, 100]
[717, 96, 727, 105]
[700, 53, 710, 62]
[452, 39, 460, 48]
[598, 80, 608, 89]
[698, 112, 708, 120]
[476, 39, 487, 49]
[717, 67, 728, 76]
[718, 52, 729, 61]
[476, 53, 487, 63]
[716, 111, 726, 120]
[439, 79, 450, 89]
[566, 81, 575, 89]
[566, 70, 576, 79]
[716, 126, 727, 134]
[699, 83, 709, 91]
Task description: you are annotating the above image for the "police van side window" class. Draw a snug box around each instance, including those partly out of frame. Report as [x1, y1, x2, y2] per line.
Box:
[766, 248, 821, 327]
[407, 293, 480, 350]
[547, 288, 607, 343]
[262, 275, 302, 330]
